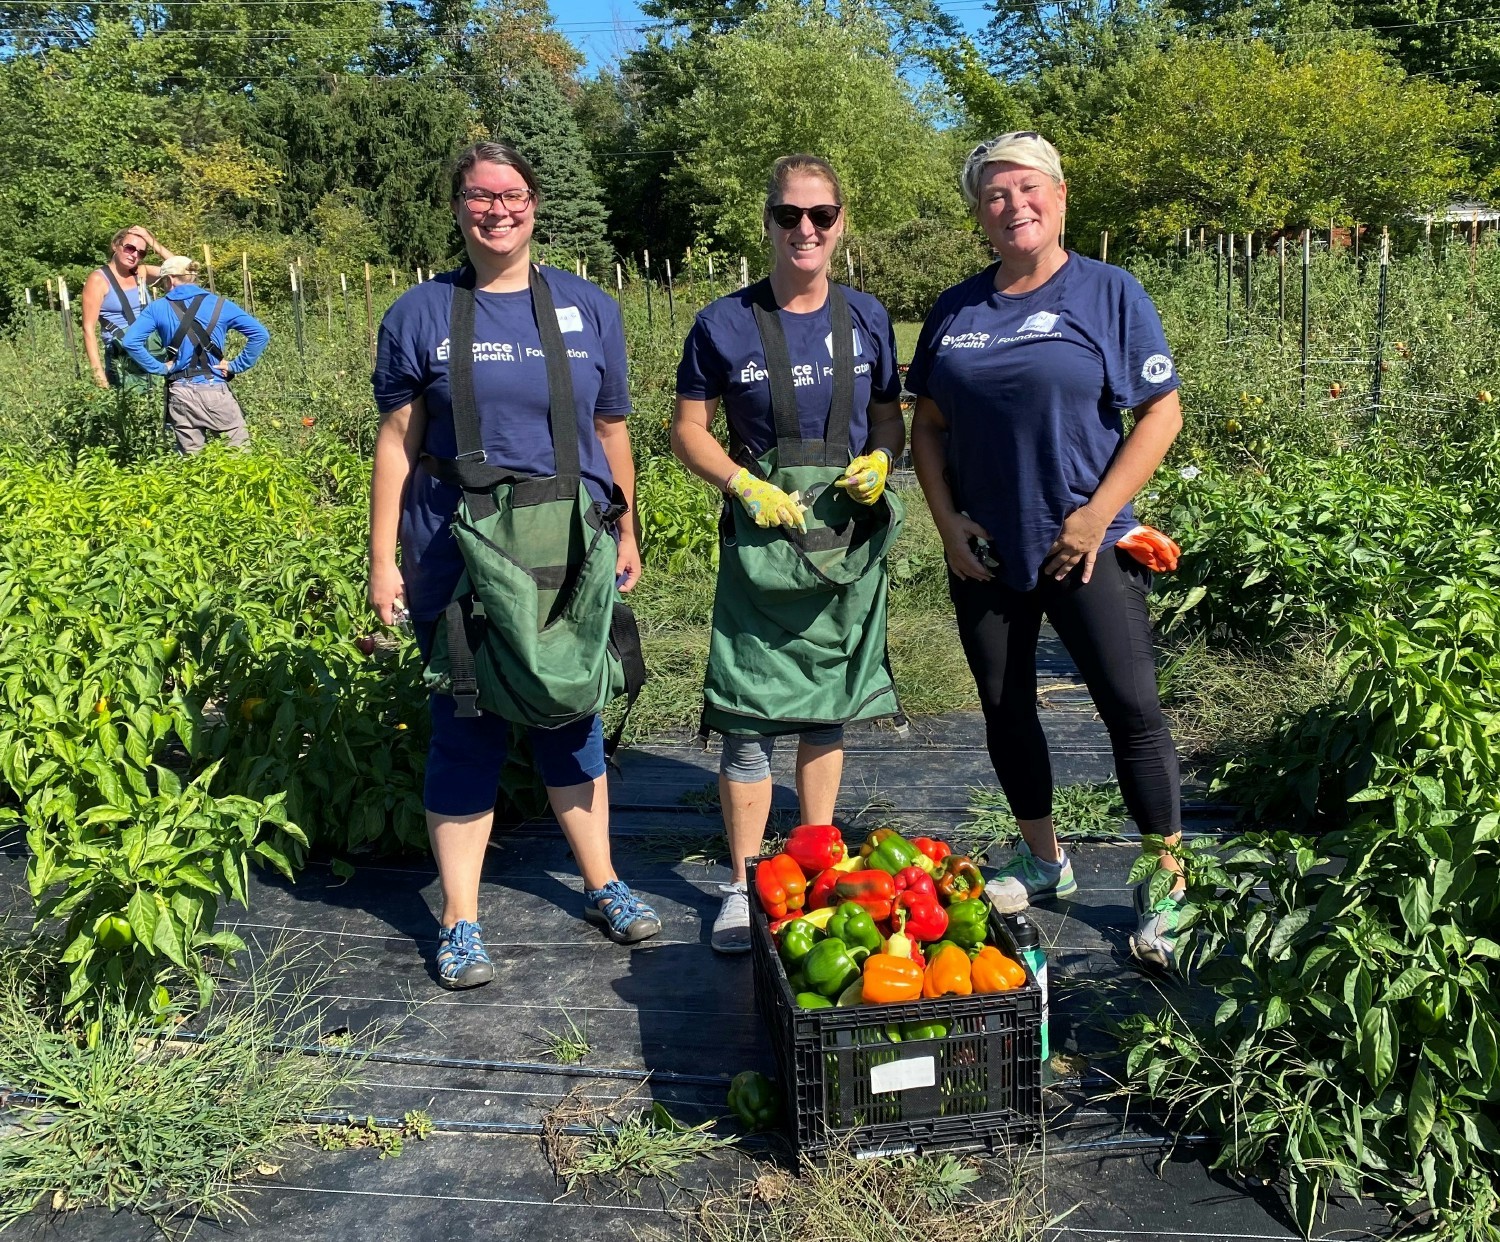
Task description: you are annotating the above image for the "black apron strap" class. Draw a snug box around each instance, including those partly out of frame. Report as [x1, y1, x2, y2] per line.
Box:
[100, 266, 137, 330]
[447, 268, 483, 461]
[526, 266, 581, 481]
[748, 280, 857, 463]
[443, 599, 481, 718]
[603, 602, 647, 761]
[825, 285, 855, 456]
[748, 280, 805, 450]
[164, 294, 226, 382]
[444, 265, 583, 503]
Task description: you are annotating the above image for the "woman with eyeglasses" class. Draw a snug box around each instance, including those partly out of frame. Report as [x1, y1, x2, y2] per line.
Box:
[369, 140, 661, 990]
[81, 226, 176, 393]
[672, 154, 906, 953]
[907, 132, 1187, 969]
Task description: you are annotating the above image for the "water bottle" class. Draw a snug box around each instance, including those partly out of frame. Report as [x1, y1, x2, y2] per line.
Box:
[1006, 913, 1049, 1063]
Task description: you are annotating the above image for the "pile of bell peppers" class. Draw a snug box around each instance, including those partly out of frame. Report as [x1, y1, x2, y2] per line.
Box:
[760, 825, 1029, 1016]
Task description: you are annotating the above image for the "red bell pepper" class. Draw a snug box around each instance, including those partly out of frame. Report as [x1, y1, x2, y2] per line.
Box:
[911, 837, 952, 865]
[785, 824, 846, 875]
[755, 853, 807, 921]
[831, 869, 896, 921]
[806, 868, 842, 910]
[893, 865, 937, 900]
[895, 889, 949, 941]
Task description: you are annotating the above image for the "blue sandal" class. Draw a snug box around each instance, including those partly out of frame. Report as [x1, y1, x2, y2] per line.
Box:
[583, 879, 663, 945]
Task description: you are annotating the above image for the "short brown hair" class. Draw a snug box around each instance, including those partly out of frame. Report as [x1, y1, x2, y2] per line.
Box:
[110, 226, 148, 248]
[764, 155, 843, 211]
[449, 141, 541, 203]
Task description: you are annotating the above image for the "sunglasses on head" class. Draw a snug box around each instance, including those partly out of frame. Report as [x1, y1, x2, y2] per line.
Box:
[967, 132, 1044, 163]
[769, 203, 841, 231]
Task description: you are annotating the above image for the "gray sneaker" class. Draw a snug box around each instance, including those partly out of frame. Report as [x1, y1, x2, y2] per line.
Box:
[1130, 877, 1184, 971]
[984, 841, 1078, 915]
[711, 882, 752, 954]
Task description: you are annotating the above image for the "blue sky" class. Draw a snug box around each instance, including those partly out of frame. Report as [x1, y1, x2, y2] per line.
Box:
[554, 1, 994, 72]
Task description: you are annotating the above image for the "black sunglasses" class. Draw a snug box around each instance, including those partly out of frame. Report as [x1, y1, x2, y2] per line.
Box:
[769, 203, 842, 231]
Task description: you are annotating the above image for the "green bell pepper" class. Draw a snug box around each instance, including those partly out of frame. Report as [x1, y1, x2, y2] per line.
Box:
[802, 937, 863, 997]
[860, 828, 922, 876]
[726, 1070, 780, 1131]
[885, 1019, 950, 1043]
[826, 901, 882, 957]
[778, 918, 824, 968]
[945, 898, 988, 948]
[795, 991, 834, 1009]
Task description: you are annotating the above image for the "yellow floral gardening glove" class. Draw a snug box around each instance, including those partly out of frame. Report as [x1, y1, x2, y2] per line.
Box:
[833, 449, 892, 505]
[727, 468, 808, 533]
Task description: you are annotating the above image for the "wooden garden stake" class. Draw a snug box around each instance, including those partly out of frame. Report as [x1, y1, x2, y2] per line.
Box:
[1300, 230, 1310, 407]
[1372, 228, 1390, 419]
[364, 263, 375, 366]
[58, 278, 80, 378]
[203, 243, 215, 292]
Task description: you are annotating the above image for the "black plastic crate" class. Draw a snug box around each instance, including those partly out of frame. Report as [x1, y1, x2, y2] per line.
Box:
[749, 856, 1043, 1157]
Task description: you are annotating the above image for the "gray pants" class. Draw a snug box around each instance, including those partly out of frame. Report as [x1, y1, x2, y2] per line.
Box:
[165, 381, 249, 455]
[720, 725, 846, 784]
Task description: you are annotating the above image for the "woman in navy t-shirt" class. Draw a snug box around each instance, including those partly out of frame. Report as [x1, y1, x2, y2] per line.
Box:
[672, 154, 905, 953]
[907, 132, 1187, 970]
[369, 141, 661, 989]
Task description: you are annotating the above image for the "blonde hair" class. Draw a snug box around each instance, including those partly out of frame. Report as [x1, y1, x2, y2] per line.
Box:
[961, 132, 1065, 209]
[764, 154, 843, 210]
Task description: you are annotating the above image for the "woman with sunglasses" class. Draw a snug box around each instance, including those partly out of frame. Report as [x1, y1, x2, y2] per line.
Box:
[907, 132, 1187, 969]
[672, 154, 906, 953]
[369, 140, 661, 990]
[81, 226, 175, 393]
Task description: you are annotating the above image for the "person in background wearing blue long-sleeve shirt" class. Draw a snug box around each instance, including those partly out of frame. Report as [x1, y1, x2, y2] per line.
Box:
[121, 254, 271, 455]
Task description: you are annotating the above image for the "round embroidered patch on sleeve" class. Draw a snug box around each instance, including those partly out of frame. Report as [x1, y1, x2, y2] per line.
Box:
[1141, 353, 1173, 383]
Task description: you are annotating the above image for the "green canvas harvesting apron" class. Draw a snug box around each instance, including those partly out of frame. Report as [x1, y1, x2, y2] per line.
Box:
[422, 266, 645, 753]
[700, 281, 905, 738]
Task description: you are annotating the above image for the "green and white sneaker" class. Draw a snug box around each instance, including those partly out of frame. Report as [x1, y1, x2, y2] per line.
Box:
[1130, 878, 1184, 971]
[984, 841, 1078, 915]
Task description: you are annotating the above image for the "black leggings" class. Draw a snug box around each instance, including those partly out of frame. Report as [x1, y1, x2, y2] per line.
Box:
[949, 546, 1181, 838]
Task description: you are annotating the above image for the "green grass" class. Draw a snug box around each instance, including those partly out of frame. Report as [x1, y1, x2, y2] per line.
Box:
[0, 936, 372, 1226]
[893, 320, 922, 366]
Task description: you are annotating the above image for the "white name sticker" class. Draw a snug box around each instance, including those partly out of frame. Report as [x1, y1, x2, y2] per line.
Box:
[555, 306, 584, 334]
[869, 1055, 936, 1095]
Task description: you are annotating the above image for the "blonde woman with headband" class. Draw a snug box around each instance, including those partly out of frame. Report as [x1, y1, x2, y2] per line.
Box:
[906, 132, 1188, 969]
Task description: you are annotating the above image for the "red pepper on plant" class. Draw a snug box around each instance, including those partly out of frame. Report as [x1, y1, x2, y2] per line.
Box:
[755, 853, 807, 920]
[911, 837, 951, 865]
[831, 869, 896, 921]
[895, 889, 949, 942]
[784, 824, 846, 875]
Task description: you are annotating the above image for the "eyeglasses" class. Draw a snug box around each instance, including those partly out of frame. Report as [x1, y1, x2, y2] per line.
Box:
[459, 187, 534, 214]
[769, 203, 842, 231]
[119, 242, 145, 256]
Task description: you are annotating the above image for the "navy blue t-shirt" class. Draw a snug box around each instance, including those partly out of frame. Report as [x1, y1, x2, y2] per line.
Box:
[906, 254, 1179, 592]
[675, 284, 900, 459]
[374, 266, 630, 621]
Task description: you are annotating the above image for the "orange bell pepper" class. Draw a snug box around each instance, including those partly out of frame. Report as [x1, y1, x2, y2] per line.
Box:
[922, 942, 973, 998]
[861, 953, 924, 1004]
[1116, 524, 1180, 572]
[755, 853, 807, 921]
[971, 945, 1027, 993]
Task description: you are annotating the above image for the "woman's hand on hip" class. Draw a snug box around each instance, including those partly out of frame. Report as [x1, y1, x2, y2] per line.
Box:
[1043, 505, 1111, 583]
[936, 511, 995, 582]
[616, 533, 642, 593]
[369, 558, 406, 626]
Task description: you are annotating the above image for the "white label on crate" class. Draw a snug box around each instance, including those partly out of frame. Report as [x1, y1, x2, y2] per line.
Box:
[870, 1055, 936, 1095]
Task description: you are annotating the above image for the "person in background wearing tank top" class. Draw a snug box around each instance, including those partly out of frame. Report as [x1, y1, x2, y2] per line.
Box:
[81, 226, 176, 393]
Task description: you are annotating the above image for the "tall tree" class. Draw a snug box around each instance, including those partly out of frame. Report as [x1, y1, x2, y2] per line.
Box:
[667, 0, 964, 256]
[492, 63, 612, 270]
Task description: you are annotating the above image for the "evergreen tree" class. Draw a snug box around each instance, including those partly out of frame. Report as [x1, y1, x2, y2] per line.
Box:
[492, 64, 612, 272]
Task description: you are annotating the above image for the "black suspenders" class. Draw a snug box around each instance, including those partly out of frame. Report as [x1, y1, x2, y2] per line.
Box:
[747, 280, 856, 468]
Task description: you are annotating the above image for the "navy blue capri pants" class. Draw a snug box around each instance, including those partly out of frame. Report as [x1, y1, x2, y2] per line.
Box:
[414, 620, 606, 818]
